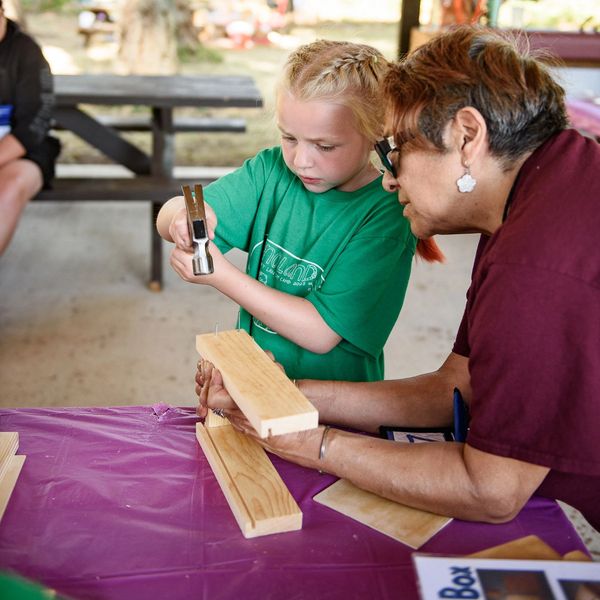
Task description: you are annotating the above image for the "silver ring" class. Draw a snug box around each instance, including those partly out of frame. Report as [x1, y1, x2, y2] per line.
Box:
[211, 408, 226, 418]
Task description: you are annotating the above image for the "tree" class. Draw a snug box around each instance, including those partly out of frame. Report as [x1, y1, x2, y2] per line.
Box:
[117, 0, 201, 75]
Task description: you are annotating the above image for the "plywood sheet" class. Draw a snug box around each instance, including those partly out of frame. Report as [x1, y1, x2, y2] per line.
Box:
[313, 478, 452, 549]
[196, 422, 302, 538]
[196, 330, 318, 437]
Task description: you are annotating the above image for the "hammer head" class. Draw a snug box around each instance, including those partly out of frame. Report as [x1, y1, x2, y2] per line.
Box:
[182, 184, 214, 276]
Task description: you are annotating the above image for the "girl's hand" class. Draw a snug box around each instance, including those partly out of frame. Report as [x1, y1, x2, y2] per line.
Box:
[168, 198, 218, 251]
[169, 240, 226, 285]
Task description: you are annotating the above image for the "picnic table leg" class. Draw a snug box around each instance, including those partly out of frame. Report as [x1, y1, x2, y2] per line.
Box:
[148, 107, 174, 291]
[149, 202, 163, 292]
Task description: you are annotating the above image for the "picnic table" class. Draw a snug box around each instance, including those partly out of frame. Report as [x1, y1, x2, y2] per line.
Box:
[37, 73, 263, 290]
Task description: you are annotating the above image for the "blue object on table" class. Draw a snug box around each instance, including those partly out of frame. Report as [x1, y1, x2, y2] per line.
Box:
[453, 387, 470, 442]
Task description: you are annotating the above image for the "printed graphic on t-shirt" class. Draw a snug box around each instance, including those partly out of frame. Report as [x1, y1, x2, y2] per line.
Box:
[250, 239, 325, 334]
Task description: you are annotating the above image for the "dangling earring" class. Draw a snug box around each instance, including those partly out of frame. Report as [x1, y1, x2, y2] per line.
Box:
[456, 165, 476, 193]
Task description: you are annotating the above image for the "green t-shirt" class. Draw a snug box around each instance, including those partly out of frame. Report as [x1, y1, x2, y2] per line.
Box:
[204, 146, 416, 381]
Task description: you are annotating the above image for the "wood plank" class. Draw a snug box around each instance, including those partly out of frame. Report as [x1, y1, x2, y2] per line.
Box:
[0, 455, 25, 523]
[313, 478, 451, 549]
[0, 432, 19, 483]
[468, 535, 592, 561]
[196, 422, 302, 538]
[469, 535, 562, 560]
[196, 330, 318, 438]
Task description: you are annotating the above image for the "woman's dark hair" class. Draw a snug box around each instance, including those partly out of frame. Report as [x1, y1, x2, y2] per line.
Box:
[383, 26, 568, 169]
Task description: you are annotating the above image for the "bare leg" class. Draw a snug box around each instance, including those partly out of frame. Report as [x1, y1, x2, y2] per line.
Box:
[0, 159, 43, 256]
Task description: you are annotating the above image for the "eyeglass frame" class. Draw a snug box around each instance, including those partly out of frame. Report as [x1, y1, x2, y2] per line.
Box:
[374, 137, 398, 178]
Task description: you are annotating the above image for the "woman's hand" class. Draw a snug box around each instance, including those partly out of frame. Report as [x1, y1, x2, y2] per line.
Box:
[195, 357, 327, 472]
[195, 359, 238, 418]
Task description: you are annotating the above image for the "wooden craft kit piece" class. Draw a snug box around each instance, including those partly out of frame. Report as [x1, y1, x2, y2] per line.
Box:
[0, 432, 19, 482]
[469, 535, 592, 562]
[196, 422, 302, 538]
[0, 432, 25, 523]
[313, 478, 452, 549]
[196, 329, 318, 438]
[0, 455, 26, 522]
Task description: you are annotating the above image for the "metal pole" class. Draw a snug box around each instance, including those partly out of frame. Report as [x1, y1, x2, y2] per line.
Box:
[398, 0, 422, 59]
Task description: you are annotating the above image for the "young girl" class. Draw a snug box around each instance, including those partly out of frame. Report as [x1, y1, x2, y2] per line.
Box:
[157, 39, 442, 382]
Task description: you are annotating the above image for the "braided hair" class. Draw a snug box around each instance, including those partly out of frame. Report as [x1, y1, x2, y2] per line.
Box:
[279, 39, 389, 142]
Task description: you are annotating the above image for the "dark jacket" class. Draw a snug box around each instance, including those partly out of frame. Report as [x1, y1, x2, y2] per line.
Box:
[0, 18, 60, 185]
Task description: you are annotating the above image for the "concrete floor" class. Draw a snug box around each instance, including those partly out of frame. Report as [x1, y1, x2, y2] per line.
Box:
[0, 199, 598, 557]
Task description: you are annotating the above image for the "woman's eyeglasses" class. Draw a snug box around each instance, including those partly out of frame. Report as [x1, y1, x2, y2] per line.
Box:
[374, 137, 398, 178]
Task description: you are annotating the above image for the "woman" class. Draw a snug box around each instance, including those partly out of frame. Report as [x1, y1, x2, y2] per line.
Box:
[196, 26, 600, 531]
[0, 1, 60, 255]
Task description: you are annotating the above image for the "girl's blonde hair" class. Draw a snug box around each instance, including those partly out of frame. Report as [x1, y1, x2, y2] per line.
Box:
[279, 39, 389, 142]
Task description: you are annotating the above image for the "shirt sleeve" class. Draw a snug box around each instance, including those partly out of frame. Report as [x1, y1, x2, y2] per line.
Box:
[467, 263, 600, 476]
[308, 214, 416, 358]
[12, 38, 54, 152]
[203, 151, 271, 253]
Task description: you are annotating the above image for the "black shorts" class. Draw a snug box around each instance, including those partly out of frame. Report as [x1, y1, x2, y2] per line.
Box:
[25, 135, 61, 189]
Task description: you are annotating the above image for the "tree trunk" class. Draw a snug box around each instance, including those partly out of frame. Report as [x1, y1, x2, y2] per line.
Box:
[117, 0, 178, 75]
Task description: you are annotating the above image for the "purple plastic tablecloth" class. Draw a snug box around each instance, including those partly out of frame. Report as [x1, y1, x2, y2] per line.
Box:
[0, 405, 587, 600]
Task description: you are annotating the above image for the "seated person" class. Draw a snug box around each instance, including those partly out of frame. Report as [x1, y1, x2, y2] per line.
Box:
[0, 2, 60, 256]
[195, 26, 600, 532]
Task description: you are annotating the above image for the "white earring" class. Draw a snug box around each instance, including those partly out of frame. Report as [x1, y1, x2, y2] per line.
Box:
[456, 166, 476, 193]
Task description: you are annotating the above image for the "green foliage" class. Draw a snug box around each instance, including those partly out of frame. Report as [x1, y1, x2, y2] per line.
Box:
[178, 43, 223, 64]
[22, 0, 73, 11]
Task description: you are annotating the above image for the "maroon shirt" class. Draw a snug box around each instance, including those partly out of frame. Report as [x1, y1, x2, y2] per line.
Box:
[453, 130, 600, 530]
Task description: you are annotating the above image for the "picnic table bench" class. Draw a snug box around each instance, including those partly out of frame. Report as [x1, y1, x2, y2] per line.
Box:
[35, 73, 263, 290]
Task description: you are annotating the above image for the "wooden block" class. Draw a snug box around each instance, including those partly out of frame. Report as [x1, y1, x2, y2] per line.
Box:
[469, 535, 562, 560]
[0, 432, 19, 482]
[205, 410, 229, 428]
[0, 455, 25, 523]
[196, 330, 318, 437]
[196, 422, 302, 538]
[313, 478, 451, 549]
[563, 550, 592, 561]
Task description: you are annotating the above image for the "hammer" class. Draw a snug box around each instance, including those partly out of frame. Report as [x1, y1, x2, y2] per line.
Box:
[182, 184, 214, 275]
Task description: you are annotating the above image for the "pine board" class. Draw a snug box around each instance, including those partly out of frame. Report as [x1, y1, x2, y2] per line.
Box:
[313, 478, 452, 549]
[196, 422, 302, 538]
[0, 455, 26, 523]
[196, 330, 318, 437]
[0, 432, 19, 482]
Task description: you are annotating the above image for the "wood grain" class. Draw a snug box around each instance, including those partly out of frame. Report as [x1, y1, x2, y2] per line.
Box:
[0, 455, 25, 523]
[196, 422, 302, 538]
[0, 432, 19, 482]
[313, 478, 451, 549]
[196, 330, 318, 437]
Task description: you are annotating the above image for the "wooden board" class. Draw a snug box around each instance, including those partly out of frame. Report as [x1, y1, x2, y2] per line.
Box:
[196, 330, 318, 437]
[0, 432, 19, 482]
[313, 478, 451, 549]
[469, 535, 592, 562]
[196, 422, 302, 538]
[0, 455, 25, 523]
[469, 535, 562, 560]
